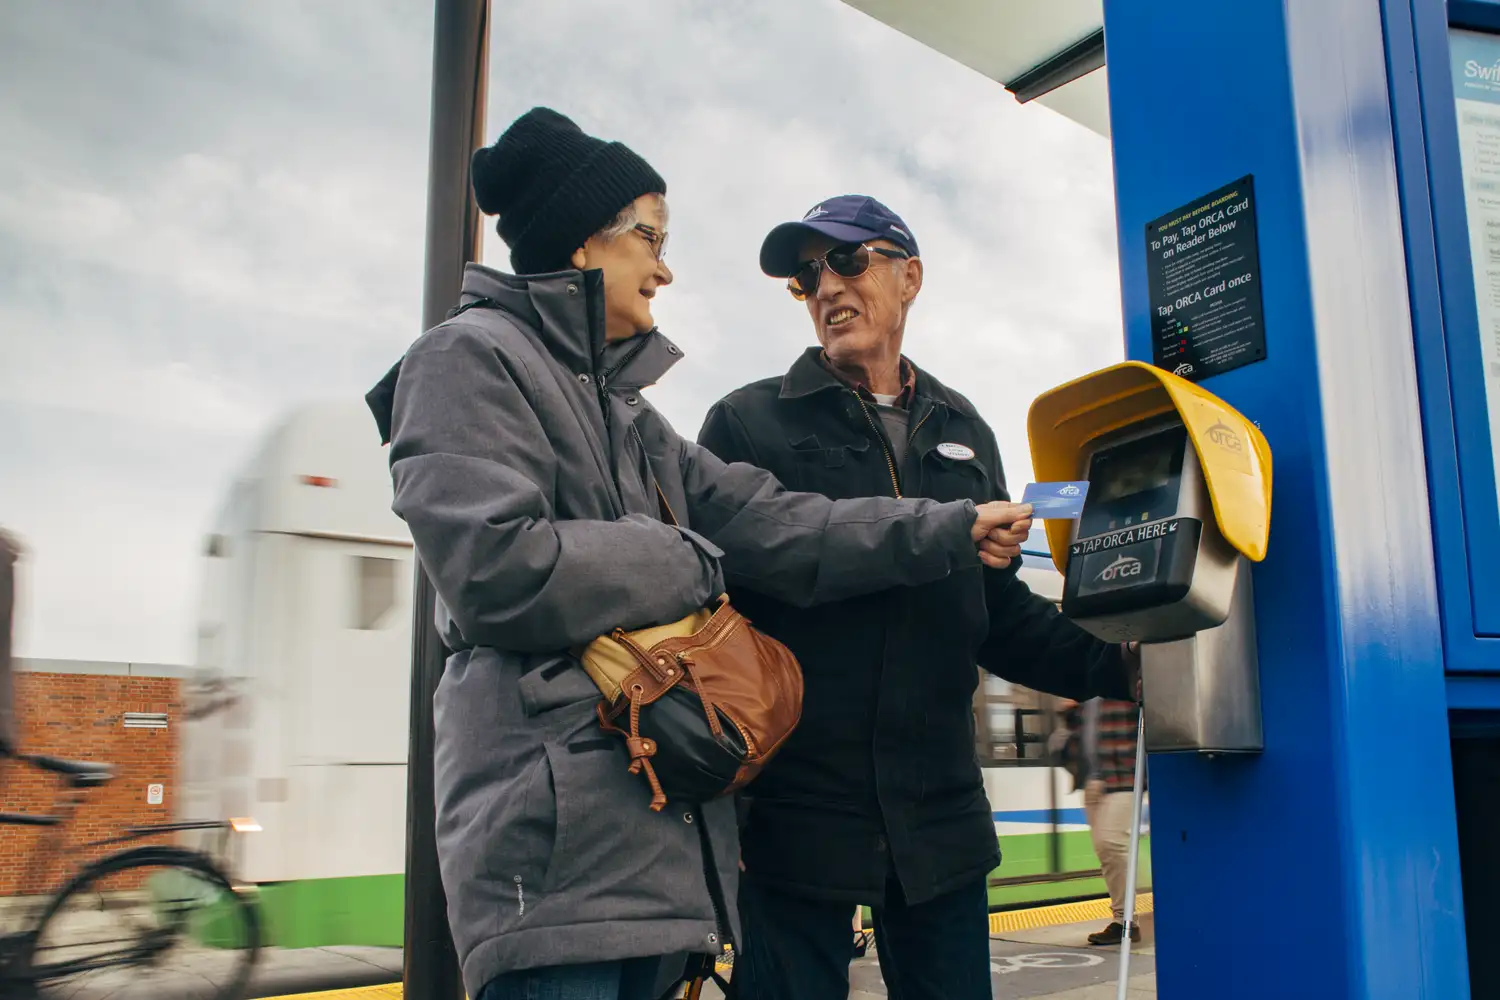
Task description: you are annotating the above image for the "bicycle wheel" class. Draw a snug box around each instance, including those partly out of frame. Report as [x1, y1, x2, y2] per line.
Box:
[22, 845, 260, 1000]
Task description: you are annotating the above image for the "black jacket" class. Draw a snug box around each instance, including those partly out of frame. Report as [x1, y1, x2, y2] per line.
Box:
[697, 348, 1132, 906]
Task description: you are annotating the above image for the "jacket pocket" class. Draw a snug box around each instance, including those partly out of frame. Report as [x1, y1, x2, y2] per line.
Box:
[789, 435, 871, 495]
[923, 449, 991, 503]
[483, 747, 558, 922]
[542, 738, 666, 895]
[519, 654, 603, 717]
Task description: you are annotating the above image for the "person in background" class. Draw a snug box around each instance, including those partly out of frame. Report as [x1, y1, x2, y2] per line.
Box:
[699, 195, 1139, 1000]
[366, 111, 1040, 1000]
[1060, 696, 1145, 946]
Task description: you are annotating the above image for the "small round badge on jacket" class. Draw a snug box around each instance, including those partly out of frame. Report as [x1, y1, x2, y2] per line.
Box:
[936, 442, 975, 460]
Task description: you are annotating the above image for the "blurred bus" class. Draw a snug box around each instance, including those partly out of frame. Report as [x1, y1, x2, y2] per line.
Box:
[183, 402, 413, 947]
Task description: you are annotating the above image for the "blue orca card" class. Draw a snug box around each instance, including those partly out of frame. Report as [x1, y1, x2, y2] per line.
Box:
[1020, 480, 1090, 520]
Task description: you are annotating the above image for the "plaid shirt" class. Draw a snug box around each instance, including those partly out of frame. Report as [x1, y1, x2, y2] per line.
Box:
[818, 351, 917, 408]
[1064, 699, 1141, 793]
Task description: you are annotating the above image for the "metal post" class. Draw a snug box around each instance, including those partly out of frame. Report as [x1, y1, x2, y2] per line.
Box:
[1044, 701, 1068, 869]
[0, 529, 18, 756]
[405, 1, 489, 997]
[1115, 712, 1147, 1000]
[1044, 701, 1062, 875]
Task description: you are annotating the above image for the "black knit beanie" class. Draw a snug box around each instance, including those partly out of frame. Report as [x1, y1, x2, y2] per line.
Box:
[471, 107, 667, 275]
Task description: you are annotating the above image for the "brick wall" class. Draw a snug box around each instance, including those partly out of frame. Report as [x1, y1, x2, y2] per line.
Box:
[0, 672, 180, 897]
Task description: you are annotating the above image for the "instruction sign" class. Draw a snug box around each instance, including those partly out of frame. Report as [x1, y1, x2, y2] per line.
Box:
[1450, 28, 1500, 520]
[147, 783, 164, 805]
[1146, 176, 1267, 381]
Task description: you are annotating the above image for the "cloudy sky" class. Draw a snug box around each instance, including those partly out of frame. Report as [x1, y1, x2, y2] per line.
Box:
[0, 1, 1121, 665]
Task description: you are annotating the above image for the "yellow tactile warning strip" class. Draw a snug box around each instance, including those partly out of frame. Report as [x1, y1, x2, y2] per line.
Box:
[989, 892, 1155, 935]
[265, 986, 405, 1000]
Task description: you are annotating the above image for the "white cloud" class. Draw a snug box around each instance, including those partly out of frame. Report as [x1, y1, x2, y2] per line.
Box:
[0, 150, 424, 334]
[0, 400, 250, 662]
[5, 470, 213, 664]
[4, 354, 269, 438]
[2, 0, 1122, 661]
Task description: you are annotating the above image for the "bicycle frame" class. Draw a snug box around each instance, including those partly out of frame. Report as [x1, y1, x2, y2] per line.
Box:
[0, 761, 252, 930]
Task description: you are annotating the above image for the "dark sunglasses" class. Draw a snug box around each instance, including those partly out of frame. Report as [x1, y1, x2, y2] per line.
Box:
[788, 242, 910, 300]
[633, 223, 668, 261]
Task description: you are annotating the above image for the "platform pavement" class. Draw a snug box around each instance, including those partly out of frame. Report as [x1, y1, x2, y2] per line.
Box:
[261, 914, 1156, 1000]
[697, 915, 1157, 1000]
[41, 896, 1153, 999]
[24, 944, 404, 1000]
[241, 945, 404, 998]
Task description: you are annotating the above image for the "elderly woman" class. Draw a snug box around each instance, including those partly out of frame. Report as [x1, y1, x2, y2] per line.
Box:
[366, 107, 1031, 1000]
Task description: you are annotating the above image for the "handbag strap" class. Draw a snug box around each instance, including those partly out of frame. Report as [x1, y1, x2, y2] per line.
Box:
[655, 483, 679, 527]
[653, 484, 729, 617]
[598, 623, 688, 813]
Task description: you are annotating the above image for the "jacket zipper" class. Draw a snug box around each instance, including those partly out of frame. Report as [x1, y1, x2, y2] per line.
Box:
[855, 392, 903, 498]
[905, 403, 937, 496]
[600, 333, 729, 950]
[908, 404, 934, 444]
[695, 809, 731, 951]
[855, 389, 909, 880]
[594, 335, 652, 435]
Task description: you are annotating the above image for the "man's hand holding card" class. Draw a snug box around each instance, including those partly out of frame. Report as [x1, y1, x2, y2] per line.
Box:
[1019, 480, 1090, 520]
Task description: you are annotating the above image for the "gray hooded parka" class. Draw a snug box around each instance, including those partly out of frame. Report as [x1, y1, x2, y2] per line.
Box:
[367, 263, 983, 996]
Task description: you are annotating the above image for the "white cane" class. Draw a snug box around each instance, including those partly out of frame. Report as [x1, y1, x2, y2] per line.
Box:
[1116, 710, 1148, 1000]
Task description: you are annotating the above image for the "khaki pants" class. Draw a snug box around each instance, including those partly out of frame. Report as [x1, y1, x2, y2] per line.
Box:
[1084, 779, 1136, 922]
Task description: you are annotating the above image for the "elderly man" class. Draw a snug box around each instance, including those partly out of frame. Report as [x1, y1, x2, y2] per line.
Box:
[367, 115, 1037, 1000]
[698, 195, 1137, 1000]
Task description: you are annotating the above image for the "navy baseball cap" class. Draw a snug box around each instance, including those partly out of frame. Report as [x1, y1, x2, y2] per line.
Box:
[759, 195, 921, 277]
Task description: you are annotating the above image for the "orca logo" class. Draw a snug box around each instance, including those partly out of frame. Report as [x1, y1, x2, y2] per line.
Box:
[1097, 555, 1144, 583]
[803, 205, 829, 220]
[1173, 362, 1195, 376]
[1059, 484, 1082, 496]
[1206, 420, 1243, 452]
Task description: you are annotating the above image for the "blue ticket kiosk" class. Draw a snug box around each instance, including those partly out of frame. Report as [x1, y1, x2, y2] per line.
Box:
[1108, 2, 1500, 996]
[839, 0, 1500, 996]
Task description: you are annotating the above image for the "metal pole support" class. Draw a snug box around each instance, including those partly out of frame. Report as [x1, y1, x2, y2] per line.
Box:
[405, 1, 490, 997]
[1116, 711, 1148, 1000]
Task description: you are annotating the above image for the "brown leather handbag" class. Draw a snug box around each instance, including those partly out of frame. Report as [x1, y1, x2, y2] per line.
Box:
[576, 491, 804, 811]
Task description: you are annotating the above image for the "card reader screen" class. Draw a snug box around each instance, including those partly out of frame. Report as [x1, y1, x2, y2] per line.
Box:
[1077, 425, 1187, 537]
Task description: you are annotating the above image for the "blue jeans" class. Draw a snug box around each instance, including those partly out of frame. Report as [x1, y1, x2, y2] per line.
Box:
[478, 957, 665, 1000]
[732, 874, 991, 1000]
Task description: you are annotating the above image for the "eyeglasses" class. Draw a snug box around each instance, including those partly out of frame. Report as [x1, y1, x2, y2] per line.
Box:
[787, 242, 910, 300]
[634, 223, 669, 261]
